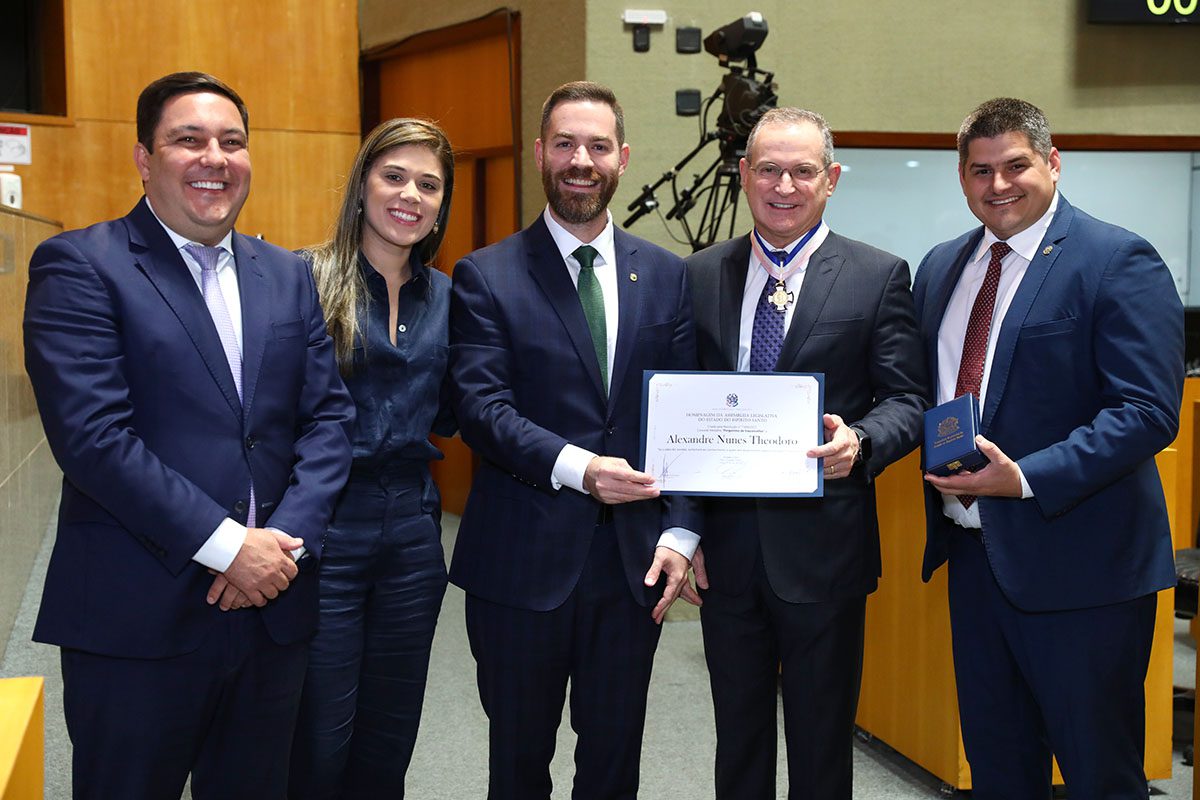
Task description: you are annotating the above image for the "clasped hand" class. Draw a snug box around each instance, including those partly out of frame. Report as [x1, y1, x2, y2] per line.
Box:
[206, 528, 305, 611]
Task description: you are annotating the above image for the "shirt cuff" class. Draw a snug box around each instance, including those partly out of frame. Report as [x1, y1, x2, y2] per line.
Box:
[193, 518, 247, 572]
[656, 527, 700, 560]
[1017, 464, 1034, 499]
[266, 527, 305, 562]
[552, 443, 597, 493]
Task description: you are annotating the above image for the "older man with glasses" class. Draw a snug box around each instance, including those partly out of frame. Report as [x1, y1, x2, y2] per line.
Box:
[685, 106, 927, 800]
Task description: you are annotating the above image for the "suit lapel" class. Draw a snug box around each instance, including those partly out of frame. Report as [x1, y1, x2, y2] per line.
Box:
[125, 200, 242, 417]
[775, 235, 843, 370]
[718, 237, 751, 371]
[607, 229, 643, 406]
[980, 200, 1075, 429]
[234, 233, 268, 418]
[523, 218, 608, 402]
[925, 230, 984, 392]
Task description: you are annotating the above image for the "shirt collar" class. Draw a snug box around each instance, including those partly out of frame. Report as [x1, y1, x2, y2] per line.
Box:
[358, 250, 428, 282]
[754, 220, 828, 256]
[145, 197, 235, 257]
[542, 206, 616, 268]
[971, 191, 1060, 266]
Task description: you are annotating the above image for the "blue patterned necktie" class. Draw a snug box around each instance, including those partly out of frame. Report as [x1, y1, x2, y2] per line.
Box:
[184, 243, 256, 527]
[749, 251, 788, 372]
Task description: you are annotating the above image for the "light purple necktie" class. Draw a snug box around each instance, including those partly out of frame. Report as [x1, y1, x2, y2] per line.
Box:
[184, 243, 256, 527]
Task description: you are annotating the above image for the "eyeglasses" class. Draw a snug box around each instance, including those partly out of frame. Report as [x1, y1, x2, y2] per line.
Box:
[750, 162, 826, 184]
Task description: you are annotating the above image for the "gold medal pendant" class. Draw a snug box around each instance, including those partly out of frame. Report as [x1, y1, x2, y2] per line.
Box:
[769, 280, 793, 313]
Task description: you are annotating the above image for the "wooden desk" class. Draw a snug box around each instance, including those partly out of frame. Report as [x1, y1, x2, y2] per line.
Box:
[0, 676, 43, 800]
[856, 449, 1178, 789]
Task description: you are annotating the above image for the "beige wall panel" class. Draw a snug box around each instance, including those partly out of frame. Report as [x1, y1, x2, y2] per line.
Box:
[70, 0, 359, 133]
[0, 441, 59, 665]
[0, 210, 63, 665]
[0, 214, 16, 483]
[582, 0, 1200, 254]
[363, 0, 1200, 232]
[237, 131, 363, 250]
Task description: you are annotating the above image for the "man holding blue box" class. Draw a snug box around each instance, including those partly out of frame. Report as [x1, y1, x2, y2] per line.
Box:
[913, 97, 1184, 800]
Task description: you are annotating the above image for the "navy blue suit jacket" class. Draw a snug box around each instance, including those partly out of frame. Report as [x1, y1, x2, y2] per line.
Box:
[448, 216, 699, 611]
[913, 195, 1182, 612]
[24, 199, 354, 657]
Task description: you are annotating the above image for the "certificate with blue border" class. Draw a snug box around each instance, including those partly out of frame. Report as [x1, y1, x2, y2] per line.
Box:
[639, 370, 825, 497]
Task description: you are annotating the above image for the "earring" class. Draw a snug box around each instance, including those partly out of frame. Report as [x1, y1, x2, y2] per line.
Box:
[433, 222, 440, 235]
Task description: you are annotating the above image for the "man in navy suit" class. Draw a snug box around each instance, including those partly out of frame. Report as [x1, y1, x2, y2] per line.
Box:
[913, 97, 1183, 799]
[449, 81, 699, 799]
[23, 72, 354, 799]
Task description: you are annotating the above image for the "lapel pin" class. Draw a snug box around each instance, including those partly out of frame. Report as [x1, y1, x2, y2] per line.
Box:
[629, 272, 638, 282]
[1042, 245, 1053, 255]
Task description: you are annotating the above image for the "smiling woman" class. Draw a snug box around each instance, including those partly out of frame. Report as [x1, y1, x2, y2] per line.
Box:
[288, 118, 458, 800]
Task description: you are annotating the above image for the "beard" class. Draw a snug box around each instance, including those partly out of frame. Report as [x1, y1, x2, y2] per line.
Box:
[542, 165, 619, 226]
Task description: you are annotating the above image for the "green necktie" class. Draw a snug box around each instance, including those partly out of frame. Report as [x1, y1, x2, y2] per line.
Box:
[573, 244, 608, 393]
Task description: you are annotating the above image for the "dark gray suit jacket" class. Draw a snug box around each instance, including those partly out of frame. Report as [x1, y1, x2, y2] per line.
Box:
[687, 231, 927, 602]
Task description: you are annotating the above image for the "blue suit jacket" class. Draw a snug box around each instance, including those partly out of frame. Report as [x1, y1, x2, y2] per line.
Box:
[912, 195, 1182, 612]
[24, 199, 354, 657]
[448, 216, 699, 611]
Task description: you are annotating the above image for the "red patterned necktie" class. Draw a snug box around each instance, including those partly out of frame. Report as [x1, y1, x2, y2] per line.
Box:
[953, 240, 1010, 509]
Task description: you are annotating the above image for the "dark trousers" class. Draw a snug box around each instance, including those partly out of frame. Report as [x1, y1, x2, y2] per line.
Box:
[61, 609, 307, 800]
[947, 528, 1157, 800]
[289, 470, 447, 800]
[700, 548, 866, 800]
[465, 523, 662, 800]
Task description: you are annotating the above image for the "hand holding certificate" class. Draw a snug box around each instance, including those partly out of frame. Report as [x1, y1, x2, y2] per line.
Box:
[640, 371, 825, 496]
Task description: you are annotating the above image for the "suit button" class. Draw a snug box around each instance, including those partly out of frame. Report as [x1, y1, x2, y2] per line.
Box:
[234, 500, 247, 515]
[245, 436, 257, 450]
[606, 426, 615, 436]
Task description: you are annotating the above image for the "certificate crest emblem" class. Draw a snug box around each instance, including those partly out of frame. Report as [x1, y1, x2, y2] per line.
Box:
[726, 393, 739, 408]
[937, 416, 959, 437]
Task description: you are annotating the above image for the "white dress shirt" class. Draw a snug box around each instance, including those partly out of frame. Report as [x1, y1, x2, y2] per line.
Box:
[147, 201, 249, 571]
[146, 202, 300, 571]
[542, 207, 698, 559]
[935, 193, 1059, 527]
[736, 222, 830, 371]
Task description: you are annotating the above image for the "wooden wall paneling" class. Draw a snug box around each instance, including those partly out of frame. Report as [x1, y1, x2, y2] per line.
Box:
[375, 36, 514, 154]
[428, 154, 477, 515]
[6, 121, 141, 234]
[858, 448, 1177, 789]
[1174, 378, 1200, 547]
[857, 452, 968, 787]
[237, 130, 362, 249]
[1146, 448, 1179, 779]
[373, 16, 520, 513]
[69, 0, 359, 132]
[485, 154, 517, 241]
